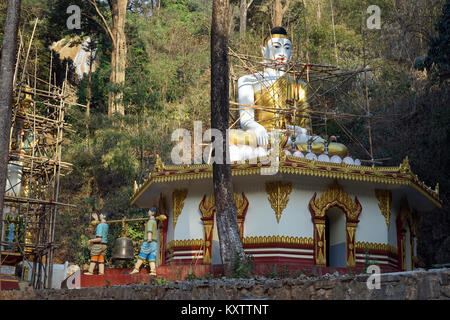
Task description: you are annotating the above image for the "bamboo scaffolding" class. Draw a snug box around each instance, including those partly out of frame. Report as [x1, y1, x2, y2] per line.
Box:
[1, 25, 84, 289]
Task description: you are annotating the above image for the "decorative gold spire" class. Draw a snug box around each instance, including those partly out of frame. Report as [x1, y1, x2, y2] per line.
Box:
[375, 189, 392, 230]
[399, 156, 411, 173]
[172, 189, 188, 230]
[199, 194, 215, 219]
[309, 180, 362, 221]
[265, 181, 293, 223]
[154, 154, 165, 173]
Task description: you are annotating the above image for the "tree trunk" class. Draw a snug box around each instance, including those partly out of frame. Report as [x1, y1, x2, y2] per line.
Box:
[273, 0, 282, 27]
[108, 0, 127, 116]
[211, 0, 245, 277]
[272, 0, 291, 27]
[316, 0, 321, 22]
[239, 0, 248, 40]
[0, 0, 21, 241]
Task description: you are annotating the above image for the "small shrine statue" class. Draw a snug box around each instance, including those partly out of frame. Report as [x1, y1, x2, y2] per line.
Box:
[85, 212, 108, 275]
[130, 207, 158, 276]
[231, 26, 347, 157]
[5, 207, 17, 251]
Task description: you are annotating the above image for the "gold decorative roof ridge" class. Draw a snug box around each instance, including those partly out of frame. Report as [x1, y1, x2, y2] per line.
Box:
[131, 154, 441, 208]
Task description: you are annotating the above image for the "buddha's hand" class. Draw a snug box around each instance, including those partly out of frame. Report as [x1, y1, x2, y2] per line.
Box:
[310, 135, 325, 143]
[248, 123, 269, 147]
[286, 125, 309, 143]
[286, 125, 307, 136]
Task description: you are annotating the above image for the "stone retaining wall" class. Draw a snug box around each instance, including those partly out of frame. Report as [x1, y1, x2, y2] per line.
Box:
[0, 268, 448, 300]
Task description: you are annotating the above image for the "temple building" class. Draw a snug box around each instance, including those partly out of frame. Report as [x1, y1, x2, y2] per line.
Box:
[131, 154, 440, 274]
[130, 27, 441, 275]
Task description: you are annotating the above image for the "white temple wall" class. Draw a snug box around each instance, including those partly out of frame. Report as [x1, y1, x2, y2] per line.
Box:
[351, 188, 388, 244]
[237, 180, 314, 238]
[165, 191, 175, 243]
[164, 179, 414, 257]
[173, 186, 204, 241]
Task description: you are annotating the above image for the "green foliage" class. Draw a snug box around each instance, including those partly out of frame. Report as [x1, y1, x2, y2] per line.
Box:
[156, 278, 168, 285]
[75, 234, 91, 266]
[184, 272, 200, 281]
[293, 268, 308, 278]
[184, 271, 215, 281]
[232, 252, 255, 278]
[264, 264, 279, 279]
[415, 0, 450, 83]
[264, 264, 292, 279]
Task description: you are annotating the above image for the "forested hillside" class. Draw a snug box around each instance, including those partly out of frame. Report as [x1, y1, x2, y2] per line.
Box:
[1, 0, 448, 268]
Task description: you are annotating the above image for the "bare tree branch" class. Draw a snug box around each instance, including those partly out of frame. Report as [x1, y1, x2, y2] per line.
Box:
[89, 0, 116, 47]
[281, 0, 291, 15]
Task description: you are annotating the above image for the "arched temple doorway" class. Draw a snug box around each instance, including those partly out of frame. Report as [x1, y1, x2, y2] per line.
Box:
[396, 203, 417, 271]
[325, 207, 347, 267]
[309, 181, 362, 267]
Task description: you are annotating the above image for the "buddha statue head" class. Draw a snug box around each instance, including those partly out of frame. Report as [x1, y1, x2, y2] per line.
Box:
[262, 26, 292, 69]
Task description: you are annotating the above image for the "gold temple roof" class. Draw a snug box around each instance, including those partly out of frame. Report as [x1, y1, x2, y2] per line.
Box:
[131, 155, 441, 208]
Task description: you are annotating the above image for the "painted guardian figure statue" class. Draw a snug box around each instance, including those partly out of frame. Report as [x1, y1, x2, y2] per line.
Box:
[85, 212, 108, 276]
[230, 26, 347, 158]
[130, 207, 159, 276]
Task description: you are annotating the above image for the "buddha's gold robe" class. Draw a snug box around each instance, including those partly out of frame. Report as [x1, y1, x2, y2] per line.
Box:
[232, 74, 348, 157]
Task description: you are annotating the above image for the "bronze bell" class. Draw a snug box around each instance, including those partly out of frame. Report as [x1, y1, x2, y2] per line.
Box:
[112, 237, 134, 261]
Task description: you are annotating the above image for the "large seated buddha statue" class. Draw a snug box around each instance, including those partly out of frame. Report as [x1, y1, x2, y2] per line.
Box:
[229, 27, 347, 159]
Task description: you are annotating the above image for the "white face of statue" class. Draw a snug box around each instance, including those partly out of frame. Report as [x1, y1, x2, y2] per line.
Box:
[262, 37, 292, 65]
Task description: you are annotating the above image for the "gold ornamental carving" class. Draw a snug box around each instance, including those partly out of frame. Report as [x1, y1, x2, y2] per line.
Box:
[132, 154, 441, 209]
[234, 192, 249, 238]
[234, 192, 249, 217]
[199, 194, 215, 219]
[166, 239, 203, 251]
[356, 242, 398, 255]
[154, 154, 165, 172]
[346, 224, 357, 267]
[199, 194, 215, 265]
[265, 181, 293, 223]
[172, 189, 188, 230]
[243, 235, 313, 246]
[309, 181, 362, 267]
[315, 222, 326, 265]
[199, 192, 249, 263]
[199, 192, 249, 220]
[158, 193, 168, 265]
[309, 181, 362, 222]
[375, 189, 392, 230]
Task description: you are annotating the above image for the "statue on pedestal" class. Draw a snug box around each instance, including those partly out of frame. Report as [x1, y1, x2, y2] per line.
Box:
[85, 212, 108, 276]
[230, 26, 348, 158]
[130, 207, 158, 276]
